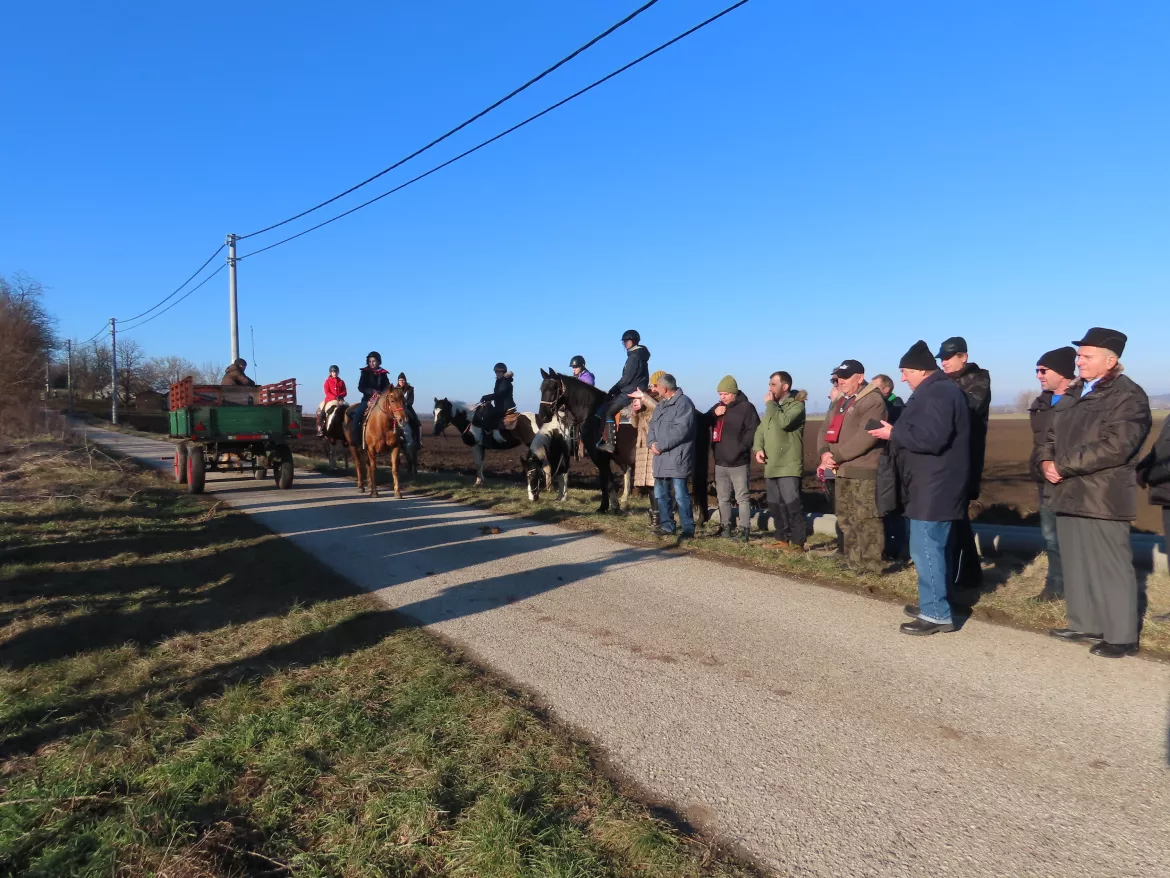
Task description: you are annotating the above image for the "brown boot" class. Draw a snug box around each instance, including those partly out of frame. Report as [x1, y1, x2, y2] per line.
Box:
[782, 543, 805, 555]
[763, 539, 790, 550]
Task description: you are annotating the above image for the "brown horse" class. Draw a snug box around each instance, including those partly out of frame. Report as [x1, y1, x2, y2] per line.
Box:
[347, 388, 410, 498]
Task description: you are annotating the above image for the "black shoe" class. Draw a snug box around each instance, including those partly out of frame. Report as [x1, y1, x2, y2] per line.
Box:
[596, 422, 617, 453]
[900, 618, 955, 636]
[652, 525, 674, 538]
[1031, 588, 1063, 603]
[738, 528, 750, 543]
[903, 604, 919, 618]
[678, 531, 695, 542]
[718, 525, 733, 539]
[1089, 641, 1139, 659]
[1047, 628, 1103, 643]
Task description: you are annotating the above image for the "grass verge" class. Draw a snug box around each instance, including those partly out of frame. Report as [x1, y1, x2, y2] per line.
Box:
[0, 438, 757, 878]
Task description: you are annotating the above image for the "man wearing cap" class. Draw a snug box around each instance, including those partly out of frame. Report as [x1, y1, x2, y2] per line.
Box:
[869, 341, 970, 635]
[707, 375, 760, 541]
[937, 336, 992, 590]
[1041, 328, 1151, 658]
[1027, 347, 1077, 602]
[816, 359, 888, 571]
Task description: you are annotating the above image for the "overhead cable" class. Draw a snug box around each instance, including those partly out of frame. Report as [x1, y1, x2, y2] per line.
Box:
[118, 243, 226, 323]
[119, 264, 227, 333]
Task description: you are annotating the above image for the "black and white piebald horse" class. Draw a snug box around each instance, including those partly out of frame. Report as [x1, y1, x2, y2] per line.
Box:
[522, 410, 572, 502]
[432, 397, 539, 487]
[537, 368, 710, 518]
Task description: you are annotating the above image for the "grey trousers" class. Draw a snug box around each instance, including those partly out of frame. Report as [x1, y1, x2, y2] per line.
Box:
[715, 464, 751, 531]
[1056, 515, 1139, 645]
[1038, 489, 1063, 596]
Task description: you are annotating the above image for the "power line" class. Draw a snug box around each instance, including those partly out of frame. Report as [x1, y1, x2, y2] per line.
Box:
[119, 264, 226, 333]
[239, 0, 751, 261]
[238, 0, 662, 241]
[119, 243, 226, 323]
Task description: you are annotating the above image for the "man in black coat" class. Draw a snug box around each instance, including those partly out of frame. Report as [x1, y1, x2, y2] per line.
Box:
[1137, 413, 1170, 618]
[475, 362, 515, 431]
[1040, 328, 1151, 658]
[870, 341, 970, 636]
[707, 375, 761, 541]
[1027, 347, 1076, 601]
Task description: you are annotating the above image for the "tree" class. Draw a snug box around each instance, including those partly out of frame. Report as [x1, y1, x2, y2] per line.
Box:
[0, 272, 57, 421]
[195, 360, 224, 385]
[115, 339, 147, 404]
[1014, 390, 1033, 413]
[142, 355, 199, 392]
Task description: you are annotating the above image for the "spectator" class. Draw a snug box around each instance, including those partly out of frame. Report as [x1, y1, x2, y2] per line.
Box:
[869, 340, 970, 635]
[708, 376, 761, 541]
[1027, 347, 1076, 602]
[752, 371, 807, 552]
[646, 373, 697, 540]
[873, 374, 904, 423]
[631, 370, 667, 529]
[1137, 410, 1170, 609]
[937, 336, 991, 591]
[820, 374, 842, 511]
[817, 359, 888, 572]
[1042, 328, 1151, 659]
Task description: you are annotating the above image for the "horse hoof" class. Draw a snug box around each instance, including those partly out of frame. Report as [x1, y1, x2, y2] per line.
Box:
[394, 491, 402, 499]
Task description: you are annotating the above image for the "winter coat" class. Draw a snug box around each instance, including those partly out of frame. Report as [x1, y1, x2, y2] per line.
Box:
[221, 363, 256, 387]
[708, 391, 761, 468]
[752, 392, 807, 478]
[399, 383, 415, 408]
[816, 382, 888, 479]
[889, 370, 970, 521]
[323, 376, 347, 402]
[481, 372, 515, 411]
[949, 363, 991, 500]
[1028, 390, 1057, 484]
[1137, 416, 1170, 508]
[632, 394, 660, 488]
[358, 367, 390, 398]
[577, 369, 596, 387]
[647, 390, 696, 480]
[609, 345, 650, 397]
[1041, 370, 1151, 521]
[885, 394, 905, 424]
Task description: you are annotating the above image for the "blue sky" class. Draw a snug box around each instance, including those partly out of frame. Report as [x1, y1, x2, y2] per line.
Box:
[3, 0, 1167, 412]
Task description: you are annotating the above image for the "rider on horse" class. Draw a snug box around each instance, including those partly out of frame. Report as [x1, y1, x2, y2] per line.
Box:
[397, 372, 422, 446]
[473, 362, 515, 432]
[570, 355, 595, 386]
[351, 351, 390, 445]
[316, 364, 347, 436]
[597, 330, 650, 453]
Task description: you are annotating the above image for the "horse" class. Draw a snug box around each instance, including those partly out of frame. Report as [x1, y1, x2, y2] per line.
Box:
[346, 388, 411, 498]
[321, 400, 350, 472]
[537, 368, 710, 519]
[522, 411, 571, 502]
[432, 397, 539, 487]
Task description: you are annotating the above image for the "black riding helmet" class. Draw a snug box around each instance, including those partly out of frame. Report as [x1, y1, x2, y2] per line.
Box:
[569, 355, 586, 369]
[621, 329, 640, 345]
[493, 362, 507, 372]
[329, 364, 339, 372]
[366, 351, 382, 366]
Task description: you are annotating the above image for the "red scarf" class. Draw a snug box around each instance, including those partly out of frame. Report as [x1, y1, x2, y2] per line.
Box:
[824, 395, 858, 443]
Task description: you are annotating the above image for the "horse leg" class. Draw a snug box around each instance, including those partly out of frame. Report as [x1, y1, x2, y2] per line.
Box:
[557, 470, 568, 501]
[620, 466, 632, 509]
[351, 441, 364, 492]
[474, 444, 485, 488]
[391, 446, 401, 498]
[597, 459, 609, 514]
[543, 461, 553, 493]
[368, 443, 378, 498]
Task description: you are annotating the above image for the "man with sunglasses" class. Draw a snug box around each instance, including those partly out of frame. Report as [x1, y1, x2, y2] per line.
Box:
[1028, 347, 1076, 601]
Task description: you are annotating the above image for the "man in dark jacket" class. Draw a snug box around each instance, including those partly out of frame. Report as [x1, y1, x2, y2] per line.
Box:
[707, 375, 761, 541]
[870, 341, 970, 635]
[873, 374, 905, 424]
[598, 329, 650, 453]
[475, 362, 515, 431]
[938, 336, 991, 590]
[874, 374, 907, 559]
[1027, 346, 1076, 601]
[221, 358, 256, 387]
[646, 374, 696, 539]
[1137, 414, 1170, 580]
[1041, 328, 1151, 658]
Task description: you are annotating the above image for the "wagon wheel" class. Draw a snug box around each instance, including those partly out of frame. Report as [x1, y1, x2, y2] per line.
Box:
[174, 442, 189, 484]
[272, 445, 294, 490]
[186, 445, 206, 494]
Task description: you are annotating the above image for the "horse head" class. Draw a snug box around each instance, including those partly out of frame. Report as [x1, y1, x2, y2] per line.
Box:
[433, 397, 453, 435]
[382, 387, 408, 424]
[537, 368, 565, 427]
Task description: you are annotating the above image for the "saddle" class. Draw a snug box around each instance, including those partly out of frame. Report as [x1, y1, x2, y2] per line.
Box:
[501, 409, 521, 431]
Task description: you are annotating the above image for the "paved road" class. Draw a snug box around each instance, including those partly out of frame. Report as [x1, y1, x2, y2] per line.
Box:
[79, 426, 1170, 878]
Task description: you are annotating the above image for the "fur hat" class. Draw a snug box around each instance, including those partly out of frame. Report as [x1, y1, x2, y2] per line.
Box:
[1036, 347, 1076, 379]
[717, 375, 739, 394]
[899, 340, 938, 372]
[649, 369, 666, 387]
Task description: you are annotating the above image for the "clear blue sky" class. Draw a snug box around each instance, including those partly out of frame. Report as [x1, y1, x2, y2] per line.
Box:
[3, 0, 1167, 412]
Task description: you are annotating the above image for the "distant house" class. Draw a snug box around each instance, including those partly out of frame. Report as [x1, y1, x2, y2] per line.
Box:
[133, 389, 168, 412]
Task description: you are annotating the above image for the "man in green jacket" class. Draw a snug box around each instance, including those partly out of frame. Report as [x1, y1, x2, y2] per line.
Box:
[753, 371, 807, 551]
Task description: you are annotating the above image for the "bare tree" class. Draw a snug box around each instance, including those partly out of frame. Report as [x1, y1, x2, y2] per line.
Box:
[0, 272, 57, 424]
[1014, 390, 1033, 413]
[116, 339, 147, 404]
[195, 360, 224, 385]
[142, 355, 198, 392]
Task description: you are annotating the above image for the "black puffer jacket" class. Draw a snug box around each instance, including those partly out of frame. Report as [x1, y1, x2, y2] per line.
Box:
[358, 367, 390, 397]
[1028, 390, 1056, 484]
[949, 362, 991, 500]
[1040, 370, 1151, 521]
[609, 345, 650, 397]
[1137, 416, 1170, 508]
[482, 372, 515, 411]
[708, 391, 761, 468]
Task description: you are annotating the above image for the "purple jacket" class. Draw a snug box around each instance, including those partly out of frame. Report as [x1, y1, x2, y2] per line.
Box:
[577, 369, 595, 386]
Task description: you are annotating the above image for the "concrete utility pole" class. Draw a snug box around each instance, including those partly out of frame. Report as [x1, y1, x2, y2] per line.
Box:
[66, 339, 73, 413]
[110, 318, 118, 426]
[227, 233, 239, 364]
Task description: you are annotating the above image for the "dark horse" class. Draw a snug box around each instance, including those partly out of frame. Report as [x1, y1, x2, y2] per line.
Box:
[538, 368, 709, 519]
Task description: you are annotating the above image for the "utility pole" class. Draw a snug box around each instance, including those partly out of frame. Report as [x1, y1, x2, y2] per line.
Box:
[110, 317, 119, 426]
[227, 233, 239, 364]
[66, 339, 73, 414]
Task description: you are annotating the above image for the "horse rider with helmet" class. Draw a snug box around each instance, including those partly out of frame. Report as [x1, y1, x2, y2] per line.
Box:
[474, 362, 515, 432]
[351, 351, 390, 445]
[597, 329, 650, 453]
[316, 364, 347, 436]
[570, 355, 595, 386]
[397, 371, 422, 447]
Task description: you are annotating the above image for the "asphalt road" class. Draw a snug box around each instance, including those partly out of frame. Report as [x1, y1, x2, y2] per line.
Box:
[78, 426, 1170, 878]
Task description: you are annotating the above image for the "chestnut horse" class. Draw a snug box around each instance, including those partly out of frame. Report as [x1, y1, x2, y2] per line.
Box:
[346, 388, 410, 498]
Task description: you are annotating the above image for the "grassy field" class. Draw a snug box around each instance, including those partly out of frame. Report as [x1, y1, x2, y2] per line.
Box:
[363, 467, 1170, 658]
[0, 438, 757, 878]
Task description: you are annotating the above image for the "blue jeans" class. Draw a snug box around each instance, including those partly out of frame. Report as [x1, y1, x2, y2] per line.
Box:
[910, 520, 954, 624]
[1038, 492, 1063, 596]
[654, 477, 694, 535]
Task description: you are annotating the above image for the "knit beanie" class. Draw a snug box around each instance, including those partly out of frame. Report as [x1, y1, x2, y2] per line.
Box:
[1036, 347, 1076, 379]
[397, 372, 407, 381]
[716, 375, 739, 394]
[649, 369, 666, 387]
[898, 340, 938, 372]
